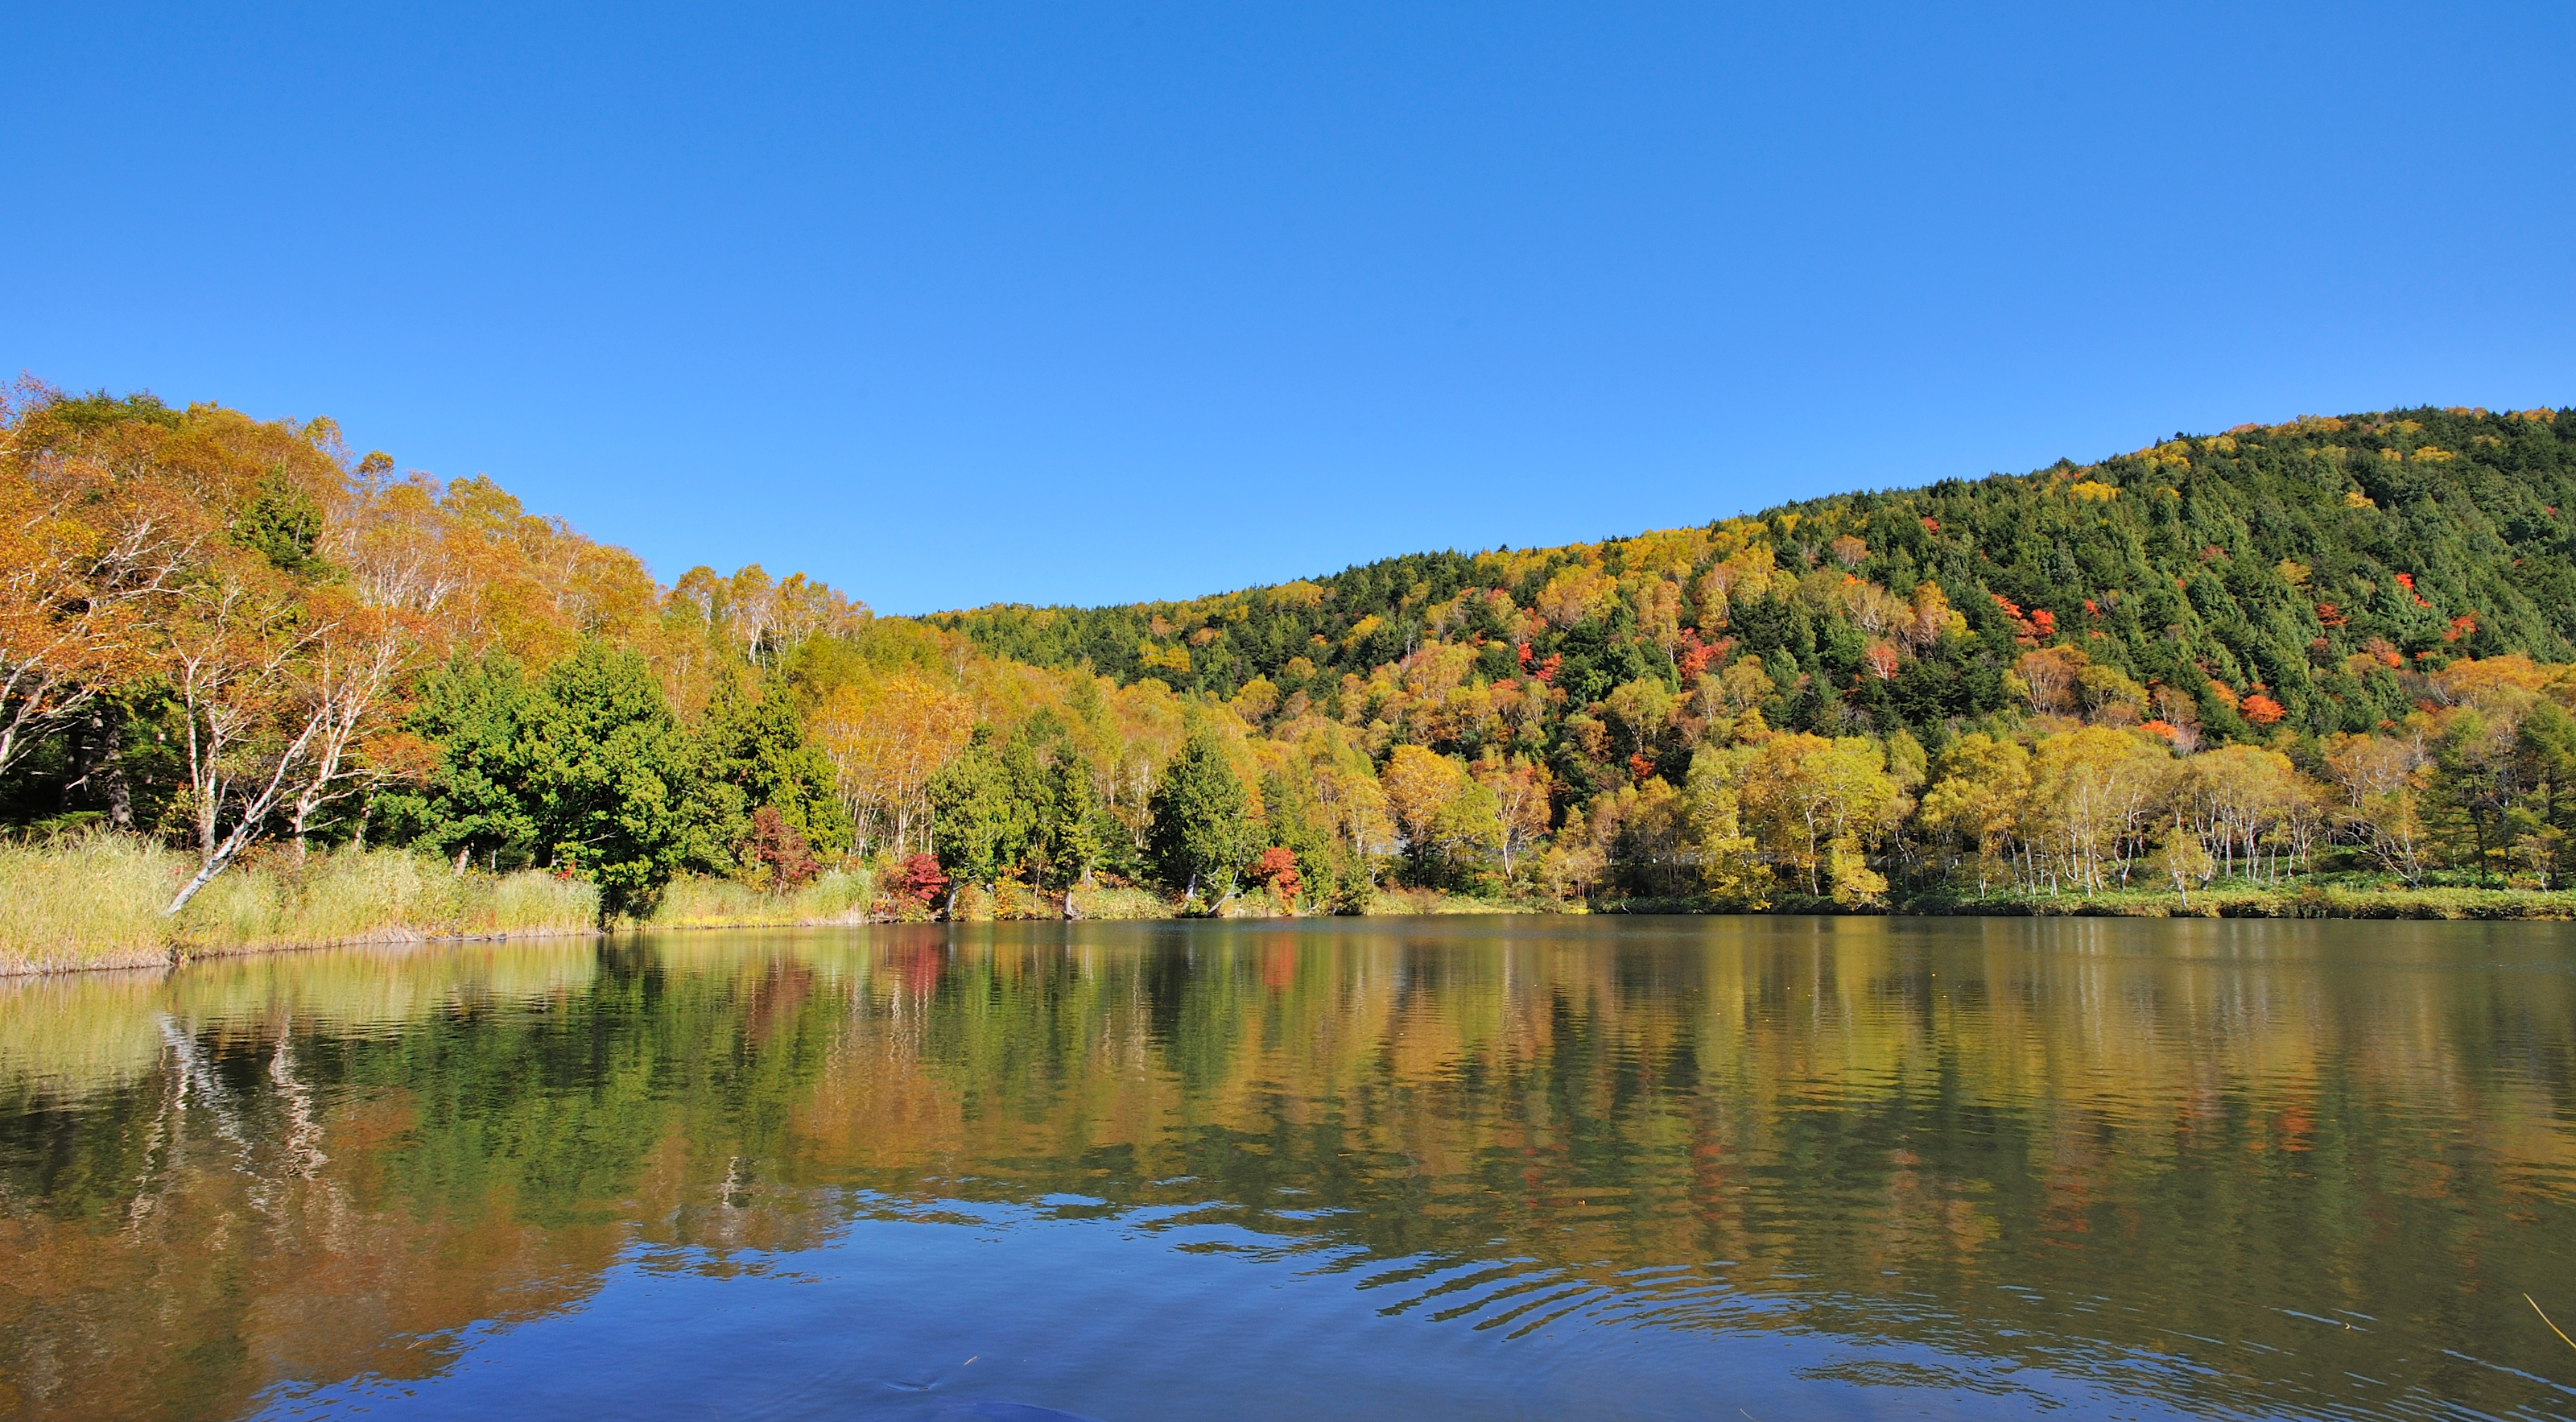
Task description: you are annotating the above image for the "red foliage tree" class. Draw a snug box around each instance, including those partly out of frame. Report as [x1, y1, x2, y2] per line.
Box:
[890, 852, 948, 907]
[1247, 845, 1301, 902]
[740, 804, 820, 888]
[1678, 634, 1718, 681]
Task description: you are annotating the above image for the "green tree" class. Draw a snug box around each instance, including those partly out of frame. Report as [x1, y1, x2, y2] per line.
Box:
[927, 737, 1028, 908]
[1031, 750, 1106, 890]
[1258, 767, 1340, 905]
[2431, 706, 2520, 885]
[1147, 733, 1258, 907]
[232, 471, 331, 577]
[374, 650, 541, 870]
[694, 672, 852, 860]
[2510, 700, 2576, 888]
[516, 641, 709, 921]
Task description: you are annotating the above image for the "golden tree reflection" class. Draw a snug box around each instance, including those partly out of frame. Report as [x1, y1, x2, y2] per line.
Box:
[2, 919, 2572, 1420]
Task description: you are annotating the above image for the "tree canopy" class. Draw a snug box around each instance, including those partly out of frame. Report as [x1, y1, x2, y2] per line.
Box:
[7, 385, 2574, 920]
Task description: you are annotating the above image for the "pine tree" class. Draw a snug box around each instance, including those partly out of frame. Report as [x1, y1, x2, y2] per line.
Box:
[1147, 733, 1257, 907]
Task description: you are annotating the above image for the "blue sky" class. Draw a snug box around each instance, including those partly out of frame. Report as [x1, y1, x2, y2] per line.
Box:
[6, 3, 2570, 614]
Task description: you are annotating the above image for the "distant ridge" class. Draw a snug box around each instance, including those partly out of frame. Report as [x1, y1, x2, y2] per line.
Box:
[930, 405, 2574, 755]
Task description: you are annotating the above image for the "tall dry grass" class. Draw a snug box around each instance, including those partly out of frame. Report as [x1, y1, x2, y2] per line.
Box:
[647, 868, 873, 928]
[0, 834, 179, 972]
[0, 834, 908, 975]
[1071, 883, 1178, 920]
[0, 834, 601, 975]
[941, 880, 1169, 920]
[175, 847, 600, 956]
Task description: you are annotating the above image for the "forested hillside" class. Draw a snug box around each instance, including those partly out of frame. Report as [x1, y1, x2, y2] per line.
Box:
[937, 406, 2576, 774]
[6, 385, 2574, 947]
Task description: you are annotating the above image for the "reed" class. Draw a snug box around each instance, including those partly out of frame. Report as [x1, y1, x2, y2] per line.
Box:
[2, 834, 919, 977]
[934, 881, 1190, 920]
[172, 848, 602, 953]
[1069, 884, 1176, 920]
[1905, 883, 2576, 920]
[0, 833, 184, 973]
[0, 834, 602, 975]
[485, 871, 601, 933]
[646, 868, 873, 928]
[1364, 886, 1557, 916]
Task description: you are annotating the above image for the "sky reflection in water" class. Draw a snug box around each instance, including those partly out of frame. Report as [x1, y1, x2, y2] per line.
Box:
[2, 916, 2574, 1420]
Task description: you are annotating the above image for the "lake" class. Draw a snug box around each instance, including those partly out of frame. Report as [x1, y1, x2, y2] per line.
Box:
[2, 916, 2573, 1420]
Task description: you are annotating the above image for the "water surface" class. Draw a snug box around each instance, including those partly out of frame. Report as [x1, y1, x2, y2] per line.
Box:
[3, 916, 2574, 1420]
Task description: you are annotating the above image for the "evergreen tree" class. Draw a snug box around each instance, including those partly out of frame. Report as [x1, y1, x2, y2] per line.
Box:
[2512, 701, 2576, 888]
[1147, 733, 1257, 905]
[1031, 751, 1105, 889]
[694, 672, 852, 859]
[1259, 768, 1336, 900]
[515, 641, 709, 921]
[374, 651, 541, 870]
[928, 737, 1028, 904]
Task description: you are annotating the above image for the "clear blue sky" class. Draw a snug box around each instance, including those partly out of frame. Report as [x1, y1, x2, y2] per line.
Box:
[6, 4, 2570, 614]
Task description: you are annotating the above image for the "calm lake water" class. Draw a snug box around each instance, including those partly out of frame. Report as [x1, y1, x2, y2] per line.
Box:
[3, 916, 2574, 1420]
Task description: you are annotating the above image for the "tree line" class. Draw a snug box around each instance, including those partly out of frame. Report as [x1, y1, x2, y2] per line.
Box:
[3, 380, 2572, 920]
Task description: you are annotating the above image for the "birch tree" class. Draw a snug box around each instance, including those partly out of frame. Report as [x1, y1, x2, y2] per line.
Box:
[163, 564, 336, 915]
[0, 387, 197, 776]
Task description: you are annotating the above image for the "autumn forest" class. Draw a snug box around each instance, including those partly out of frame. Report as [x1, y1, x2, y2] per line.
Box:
[5, 381, 2575, 969]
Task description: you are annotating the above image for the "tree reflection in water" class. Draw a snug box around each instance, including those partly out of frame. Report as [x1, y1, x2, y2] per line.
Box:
[2, 917, 2573, 1420]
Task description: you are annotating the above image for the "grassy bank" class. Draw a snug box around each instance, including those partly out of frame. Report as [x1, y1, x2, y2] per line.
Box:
[1, 834, 1386, 976]
[12, 835, 2567, 978]
[0, 836, 890, 976]
[1595, 883, 2576, 920]
[934, 881, 1562, 921]
[0, 836, 602, 974]
[648, 870, 875, 928]
[1907, 883, 2576, 920]
[939, 881, 1302, 921]
[1368, 887, 1567, 916]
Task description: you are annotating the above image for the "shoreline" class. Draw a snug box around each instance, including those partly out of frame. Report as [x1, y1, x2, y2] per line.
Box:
[1597, 884, 2576, 921]
[11, 883, 2573, 979]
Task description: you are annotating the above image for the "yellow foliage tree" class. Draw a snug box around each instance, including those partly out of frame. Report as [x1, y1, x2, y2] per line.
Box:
[1738, 733, 1899, 901]
[810, 672, 974, 855]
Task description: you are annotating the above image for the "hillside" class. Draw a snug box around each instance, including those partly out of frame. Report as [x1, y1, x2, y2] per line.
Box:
[6, 387, 2574, 949]
[933, 405, 2576, 787]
